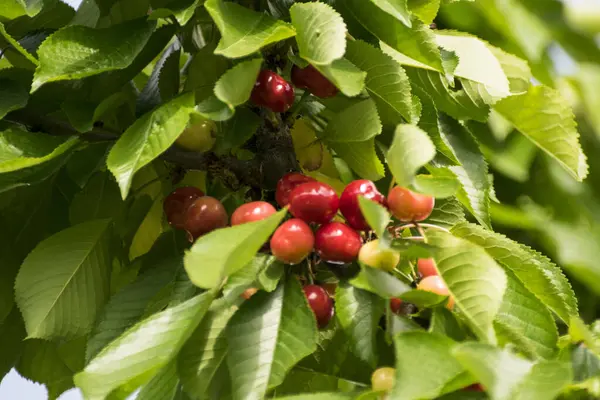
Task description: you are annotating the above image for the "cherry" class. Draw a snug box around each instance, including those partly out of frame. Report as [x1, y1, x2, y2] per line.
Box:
[339, 180, 386, 231]
[275, 172, 316, 208]
[315, 222, 362, 263]
[303, 284, 334, 328]
[270, 218, 315, 264]
[390, 298, 403, 314]
[251, 70, 295, 113]
[291, 64, 338, 98]
[417, 258, 438, 278]
[371, 367, 395, 392]
[289, 181, 339, 224]
[358, 239, 400, 272]
[241, 288, 258, 300]
[417, 275, 454, 309]
[464, 383, 484, 392]
[176, 114, 217, 153]
[183, 196, 228, 239]
[387, 186, 435, 222]
[163, 186, 204, 229]
[231, 201, 277, 226]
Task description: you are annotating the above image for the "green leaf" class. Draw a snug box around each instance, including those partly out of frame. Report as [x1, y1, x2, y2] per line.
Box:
[323, 99, 382, 143]
[274, 394, 355, 400]
[329, 139, 384, 181]
[196, 94, 235, 121]
[214, 58, 262, 109]
[69, 172, 124, 225]
[290, 2, 346, 65]
[494, 85, 588, 182]
[178, 301, 237, 397]
[16, 339, 80, 400]
[427, 197, 466, 228]
[223, 253, 284, 300]
[358, 196, 391, 238]
[129, 193, 166, 261]
[408, 0, 440, 24]
[371, 0, 413, 27]
[427, 230, 506, 343]
[486, 43, 531, 95]
[15, 219, 112, 339]
[226, 277, 318, 399]
[0, 309, 26, 379]
[335, 283, 384, 367]
[413, 171, 460, 198]
[107, 92, 195, 198]
[350, 266, 411, 299]
[205, 0, 296, 59]
[399, 289, 449, 308]
[345, 40, 415, 125]
[453, 343, 572, 400]
[31, 19, 155, 91]
[495, 269, 558, 360]
[136, 360, 179, 400]
[86, 252, 182, 361]
[213, 108, 261, 154]
[451, 222, 578, 325]
[184, 45, 230, 102]
[312, 58, 367, 97]
[387, 123, 436, 187]
[344, 0, 443, 72]
[392, 332, 470, 400]
[0, 71, 30, 119]
[184, 208, 287, 289]
[75, 291, 215, 400]
[429, 307, 468, 342]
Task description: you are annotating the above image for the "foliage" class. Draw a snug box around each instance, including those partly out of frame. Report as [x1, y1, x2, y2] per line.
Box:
[1, 0, 600, 399]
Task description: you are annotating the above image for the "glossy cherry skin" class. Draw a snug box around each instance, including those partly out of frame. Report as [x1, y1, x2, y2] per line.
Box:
[163, 186, 204, 229]
[358, 239, 400, 271]
[390, 298, 403, 314]
[183, 196, 228, 239]
[289, 181, 339, 224]
[251, 70, 295, 113]
[339, 180, 386, 231]
[417, 258, 438, 278]
[315, 222, 362, 263]
[371, 367, 395, 392]
[418, 275, 454, 309]
[275, 172, 316, 208]
[231, 201, 277, 226]
[303, 285, 334, 328]
[270, 219, 315, 264]
[291, 64, 338, 98]
[387, 186, 435, 222]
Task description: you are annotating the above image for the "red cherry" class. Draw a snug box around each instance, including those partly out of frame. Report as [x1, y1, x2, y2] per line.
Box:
[387, 186, 434, 222]
[275, 172, 316, 208]
[251, 70, 295, 113]
[163, 186, 204, 229]
[390, 298, 403, 314]
[315, 222, 362, 263]
[418, 275, 454, 309]
[464, 383, 484, 392]
[270, 219, 315, 264]
[183, 196, 228, 239]
[303, 284, 334, 328]
[339, 180, 386, 231]
[417, 258, 438, 278]
[291, 64, 338, 98]
[231, 201, 277, 226]
[289, 181, 339, 224]
[241, 288, 258, 300]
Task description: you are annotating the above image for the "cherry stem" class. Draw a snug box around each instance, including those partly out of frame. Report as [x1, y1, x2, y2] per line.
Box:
[288, 91, 312, 121]
[396, 222, 450, 234]
[415, 223, 428, 244]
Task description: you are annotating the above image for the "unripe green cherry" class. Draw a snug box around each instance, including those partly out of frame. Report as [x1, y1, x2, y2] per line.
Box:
[176, 113, 217, 153]
[358, 239, 400, 272]
[371, 367, 395, 392]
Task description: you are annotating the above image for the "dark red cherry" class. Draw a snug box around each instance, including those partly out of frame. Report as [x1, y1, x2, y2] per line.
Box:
[390, 298, 403, 314]
[303, 284, 334, 328]
[289, 181, 339, 224]
[231, 201, 277, 226]
[275, 172, 316, 208]
[291, 64, 338, 99]
[464, 383, 484, 392]
[163, 186, 204, 229]
[315, 222, 362, 263]
[270, 219, 315, 264]
[339, 180, 386, 231]
[387, 186, 435, 222]
[251, 70, 295, 113]
[183, 196, 228, 239]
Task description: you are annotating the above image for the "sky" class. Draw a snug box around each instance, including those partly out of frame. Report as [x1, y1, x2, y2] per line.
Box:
[1, 0, 599, 399]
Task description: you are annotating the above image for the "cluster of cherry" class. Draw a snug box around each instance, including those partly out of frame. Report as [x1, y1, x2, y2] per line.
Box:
[251, 64, 338, 112]
[163, 172, 455, 331]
